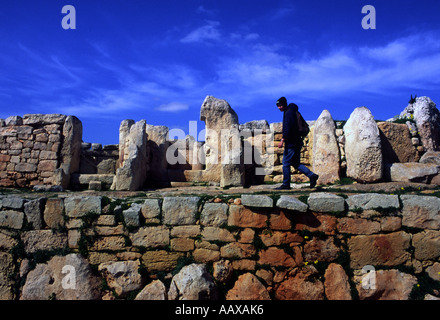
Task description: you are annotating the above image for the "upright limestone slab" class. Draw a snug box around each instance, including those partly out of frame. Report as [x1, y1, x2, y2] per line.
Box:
[344, 107, 383, 182]
[112, 120, 149, 191]
[200, 96, 243, 187]
[59, 115, 82, 188]
[312, 110, 340, 184]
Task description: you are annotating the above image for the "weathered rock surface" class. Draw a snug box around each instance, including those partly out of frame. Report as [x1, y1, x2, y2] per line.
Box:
[135, 280, 167, 300]
[357, 269, 417, 300]
[220, 128, 245, 187]
[122, 203, 141, 227]
[0, 210, 24, 229]
[23, 114, 66, 125]
[64, 196, 102, 218]
[275, 269, 325, 300]
[0, 196, 25, 210]
[312, 110, 340, 184]
[400, 96, 440, 151]
[21, 254, 101, 300]
[70, 173, 115, 186]
[239, 120, 270, 132]
[112, 120, 149, 191]
[0, 252, 14, 299]
[259, 246, 302, 267]
[412, 230, 440, 260]
[228, 205, 268, 228]
[21, 230, 67, 253]
[426, 262, 440, 282]
[387, 162, 439, 183]
[337, 217, 381, 235]
[348, 232, 411, 268]
[344, 107, 383, 182]
[141, 198, 162, 223]
[226, 272, 270, 300]
[307, 192, 345, 212]
[324, 263, 352, 300]
[162, 196, 200, 225]
[303, 237, 339, 262]
[59, 116, 82, 188]
[168, 263, 217, 300]
[241, 194, 273, 208]
[199, 96, 242, 186]
[98, 260, 143, 297]
[129, 225, 169, 248]
[24, 198, 45, 230]
[401, 195, 440, 229]
[419, 151, 440, 165]
[200, 202, 228, 226]
[213, 260, 233, 283]
[346, 193, 400, 210]
[141, 250, 183, 272]
[276, 195, 308, 212]
[378, 121, 417, 163]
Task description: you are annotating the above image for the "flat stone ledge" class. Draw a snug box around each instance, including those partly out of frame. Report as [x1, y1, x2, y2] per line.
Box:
[276, 195, 308, 212]
[346, 193, 400, 211]
[307, 192, 345, 213]
[241, 194, 273, 208]
[162, 196, 200, 225]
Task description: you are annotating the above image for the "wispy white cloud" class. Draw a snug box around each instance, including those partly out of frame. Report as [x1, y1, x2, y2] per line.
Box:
[214, 32, 440, 100]
[5, 27, 440, 124]
[156, 102, 189, 112]
[0, 43, 84, 107]
[54, 63, 202, 118]
[180, 20, 261, 46]
[229, 32, 260, 42]
[181, 21, 222, 43]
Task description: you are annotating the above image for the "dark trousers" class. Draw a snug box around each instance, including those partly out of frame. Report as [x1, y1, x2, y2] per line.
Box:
[282, 142, 314, 186]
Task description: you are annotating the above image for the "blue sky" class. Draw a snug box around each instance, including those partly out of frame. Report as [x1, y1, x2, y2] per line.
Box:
[1, 0, 440, 145]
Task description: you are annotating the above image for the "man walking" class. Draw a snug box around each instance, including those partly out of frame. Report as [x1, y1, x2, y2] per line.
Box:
[275, 97, 319, 190]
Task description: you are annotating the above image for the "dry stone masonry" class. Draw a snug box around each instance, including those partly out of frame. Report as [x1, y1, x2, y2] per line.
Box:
[0, 191, 439, 300]
[0, 114, 82, 189]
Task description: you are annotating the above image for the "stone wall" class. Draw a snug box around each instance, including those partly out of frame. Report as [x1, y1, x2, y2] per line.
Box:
[79, 143, 119, 175]
[1, 191, 439, 300]
[0, 114, 82, 189]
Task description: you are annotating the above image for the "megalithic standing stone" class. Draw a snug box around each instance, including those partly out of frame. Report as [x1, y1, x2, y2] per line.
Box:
[200, 96, 243, 187]
[112, 119, 149, 191]
[312, 109, 340, 184]
[344, 107, 383, 183]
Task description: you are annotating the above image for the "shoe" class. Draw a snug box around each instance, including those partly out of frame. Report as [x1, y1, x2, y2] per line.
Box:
[275, 184, 291, 190]
[309, 174, 319, 188]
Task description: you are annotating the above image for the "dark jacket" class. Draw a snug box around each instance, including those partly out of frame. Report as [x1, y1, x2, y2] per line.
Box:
[282, 103, 301, 146]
